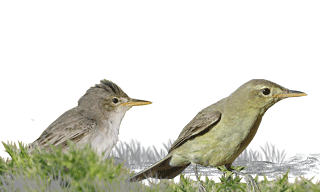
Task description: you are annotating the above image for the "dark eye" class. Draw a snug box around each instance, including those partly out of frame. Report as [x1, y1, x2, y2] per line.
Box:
[112, 98, 119, 103]
[262, 88, 270, 95]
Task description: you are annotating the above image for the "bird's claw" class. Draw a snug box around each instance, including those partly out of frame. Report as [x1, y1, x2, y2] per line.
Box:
[243, 174, 260, 192]
[197, 182, 207, 192]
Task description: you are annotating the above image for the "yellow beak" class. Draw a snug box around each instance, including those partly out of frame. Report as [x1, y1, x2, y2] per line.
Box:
[273, 90, 307, 98]
[121, 99, 152, 106]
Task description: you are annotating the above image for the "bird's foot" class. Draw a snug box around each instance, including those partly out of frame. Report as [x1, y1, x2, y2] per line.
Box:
[197, 181, 207, 192]
[242, 174, 260, 192]
[192, 163, 208, 192]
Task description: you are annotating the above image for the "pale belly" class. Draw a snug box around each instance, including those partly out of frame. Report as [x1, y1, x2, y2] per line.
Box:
[77, 119, 121, 159]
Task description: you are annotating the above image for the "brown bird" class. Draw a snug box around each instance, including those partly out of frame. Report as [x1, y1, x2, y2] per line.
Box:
[29, 79, 152, 159]
[126, 79, 307, 192]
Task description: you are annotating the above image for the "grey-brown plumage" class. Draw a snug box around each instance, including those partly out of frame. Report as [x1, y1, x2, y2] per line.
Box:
[29, 79, 151, 159]
[126, 79, 307, 192]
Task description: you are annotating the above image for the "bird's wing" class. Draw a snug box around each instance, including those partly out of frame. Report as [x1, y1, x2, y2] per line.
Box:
[168, 110, 221, 153]
[30, 108, 97, 150]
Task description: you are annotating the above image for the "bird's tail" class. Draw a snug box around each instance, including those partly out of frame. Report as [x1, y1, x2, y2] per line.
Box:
[125, 155, 190, 182]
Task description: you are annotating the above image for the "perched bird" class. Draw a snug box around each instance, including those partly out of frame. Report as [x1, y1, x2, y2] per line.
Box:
[126, 79, 307, 192]
[29, 79, 152, 159]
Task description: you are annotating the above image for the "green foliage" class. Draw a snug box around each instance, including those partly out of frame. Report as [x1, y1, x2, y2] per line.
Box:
[177, 173, 200, 191]
[1, 140, 320, 191]
[216, 165, 246, 191]
[0, 141, 134, 191]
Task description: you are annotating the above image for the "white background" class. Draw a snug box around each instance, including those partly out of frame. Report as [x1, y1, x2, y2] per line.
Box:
[0, 0, 319, 181]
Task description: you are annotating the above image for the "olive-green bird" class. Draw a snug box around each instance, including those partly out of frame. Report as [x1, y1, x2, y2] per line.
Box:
[126, 79, 307, 192]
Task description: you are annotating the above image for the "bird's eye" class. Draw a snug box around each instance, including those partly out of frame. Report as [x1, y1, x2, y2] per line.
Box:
[112, 98, 119, 103]
[262, 88, 270, 95]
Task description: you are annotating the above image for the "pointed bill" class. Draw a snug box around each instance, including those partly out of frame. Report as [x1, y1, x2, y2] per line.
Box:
[121, 99, 152, 106]
[273, 90, 307, 98]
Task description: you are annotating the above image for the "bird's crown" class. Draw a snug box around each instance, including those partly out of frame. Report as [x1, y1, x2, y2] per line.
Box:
[95, 79, 129, 98]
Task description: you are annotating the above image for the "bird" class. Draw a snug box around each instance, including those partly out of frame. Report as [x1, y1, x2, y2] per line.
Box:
[28, 79, 152, 159]
[126, 79, 307, 192]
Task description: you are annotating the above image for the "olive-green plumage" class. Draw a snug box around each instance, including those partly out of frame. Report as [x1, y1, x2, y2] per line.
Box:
[126, 79, 307, 192]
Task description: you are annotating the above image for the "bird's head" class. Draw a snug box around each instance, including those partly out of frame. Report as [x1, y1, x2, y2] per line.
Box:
[228, 79, 307, 114]
[78, 79, 152, 114]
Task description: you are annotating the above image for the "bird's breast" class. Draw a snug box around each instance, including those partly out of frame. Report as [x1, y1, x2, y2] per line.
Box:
[205, 112, 262, 166]
[88, 113, 126, 158]
[174, 111, 262, 167]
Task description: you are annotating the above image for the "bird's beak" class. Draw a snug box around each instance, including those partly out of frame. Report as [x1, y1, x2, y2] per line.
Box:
[273, 90, 307, 99]
[121, 99, 152, 106]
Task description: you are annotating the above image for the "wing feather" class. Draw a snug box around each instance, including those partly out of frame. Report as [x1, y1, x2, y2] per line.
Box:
[168, 110, 221, 153]
[30, 107, 96, 150]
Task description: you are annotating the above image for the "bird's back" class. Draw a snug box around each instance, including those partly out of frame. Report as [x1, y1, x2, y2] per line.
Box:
[29, 107, 97, 151]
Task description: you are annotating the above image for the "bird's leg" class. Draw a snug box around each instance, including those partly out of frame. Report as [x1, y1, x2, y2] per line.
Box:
[191, 163, 207, 192]
[225, 163, 260, 192]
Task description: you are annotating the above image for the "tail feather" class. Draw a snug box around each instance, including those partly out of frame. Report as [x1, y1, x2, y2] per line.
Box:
[126, 155, 190, 182]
